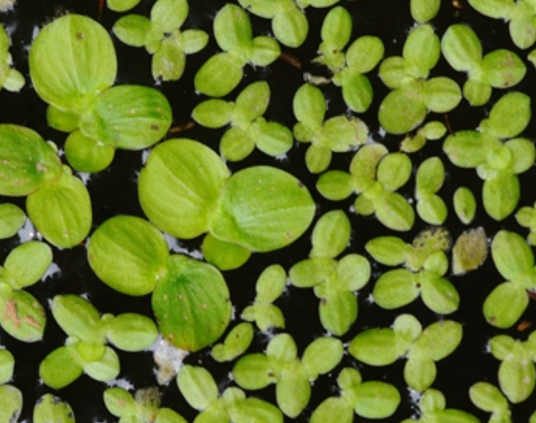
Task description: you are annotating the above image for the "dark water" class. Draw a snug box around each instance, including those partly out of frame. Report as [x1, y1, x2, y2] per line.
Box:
[0, 0, 535, 421]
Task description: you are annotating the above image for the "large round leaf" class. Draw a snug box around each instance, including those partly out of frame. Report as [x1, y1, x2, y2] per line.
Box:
[139, 139, 230, 239]
[0, 124, 62, 196]
[26, 168, 92, 248]
[210, 166, 315, 252]
[88, 215, 169, 296]
[152, 255, 231, 351]
[29, 14, 117, 113]
[79, 85, 172, 150]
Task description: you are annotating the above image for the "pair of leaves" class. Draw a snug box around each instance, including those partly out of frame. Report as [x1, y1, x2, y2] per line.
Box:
[242, 265, 286, 331]
[30, 14, 172, 173]
[378, 24, 461, 134]
[372, 251, 460, 314]
[192, 81, 293, 161]
[350, 315, 463, 392]
[233, 333, 344, 417]
[195, 4, 280, 97]
[211, 322, 254, 362]
[443, 92, 534, 220]
[488, 331, 536, 403]
[177, 365, 283, 423]
[310, 367, 401, 423]
[39, 294, 158, 388]
[289, 210, 371, 335]
[0, 241, 51, 342]
[293, 83, 369, 173]
[468, 0, 536, 49]
[0, 23, 24, 92]
[400, 121, 447, 153]
[88, 215, 232, 352]
[113, 0, 209, 81]
[138, 139, 315, 263]
[0, 125, 92, 248]
[105, 387, 187, 423]
[415, 157, 447, 225]
[313, 6, 384, 112]
[484, 230, 536, 328]
[442, 24, 526, 106]
[402, 389, 480, 423]
[317, 143, 415, 231]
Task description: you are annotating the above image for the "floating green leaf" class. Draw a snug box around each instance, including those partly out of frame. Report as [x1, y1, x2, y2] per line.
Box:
[0, 348, 14, 384]
[29, 14, 117, 114]
[415, 156, 447, 225]
[411, 0, 441, 22]
[400, 121, 446, 153]
[152, 255, 231, 352]
[212, 322, 254, 362]
[34, 394, 75, 423]
[0, 24, 24, 92]
[0, 385, 22, 423]
[0, 203, 25, 239]
[469, 382, 511, 423]
[107, 0, 141, 12]
[406, 389, 480, 422]
[454, 187, 477, 224]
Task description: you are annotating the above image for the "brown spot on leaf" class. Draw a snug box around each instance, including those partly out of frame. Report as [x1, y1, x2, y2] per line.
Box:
[4, 300, 20, 328]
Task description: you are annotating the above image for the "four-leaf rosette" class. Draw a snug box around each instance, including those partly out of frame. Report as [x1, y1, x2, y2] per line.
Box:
[313, 6, 384, 112]
[289, 210, 371, 335]
[30, 14, 173, 173]
[349, 315, 463, 392]
[378, 24, 461, 134]
[39, 294, 159, 389]
[192, 81, 293, 161]
[232, 333, 344, 417]
[113, 0, 209, 81]
[293, 83, 369, 173]
[317, 143, 415, 231]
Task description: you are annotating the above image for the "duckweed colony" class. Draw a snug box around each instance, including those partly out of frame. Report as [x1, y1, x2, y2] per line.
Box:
[2, 0, 536, 421]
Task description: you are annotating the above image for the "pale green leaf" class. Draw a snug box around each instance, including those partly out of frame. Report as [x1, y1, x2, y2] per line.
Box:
[469, 382, 509, 412]
[293, 83, 325, 130]
[424, 77, 462, 113]
[341, 71, 373, 112]
[305, 144, 332, 173]
[349, 328, 405, 365]
[267, 334, 298, 362]
[354, 381, 401, 418]
[378, 87, 427, 134]
[212, 322, 254, 362]
[5, 241, 52, 289]
[441, 24, 482, 72]
[316, 170, 354, 200]
[421, 275, 460, 314]
[214, 4, 252, 51]
[88, 215, 169, 296]
[417, 195, 448, 225]
[192, 99, 233, 128]
[337, 254, 371, 291]
[247, 36, 281, 66]
[272, 6, 308, 48]
[194, 52, 243, 97]
[103, 313, 159, 352]
[210, 166, 315, 252]
[480, 92, 531, 139]
[289, 257, 336, 288]
[377, 153, 412, 192]
[232, 354, 275, 390]
[411, 0, 441, 22]
[29, 14, 117, 113]
[403, 24, 440, 73]
[104, 388, 135, 417]
[83, 347, 120, 382]
[64, 130, 115, 173]
[483, 282, 529, 328]
[453, 187, 477, 224]
[79, 85, 172, 150]
[34, 394, 75, 423]
[151, 0, 188, 33]
[505, 137, 535, 174]
[464, 78, 492, 106]
[0, 203, 25, 239]
[302, 337, 344, 379]
[498, 356, 536, 403]
[276, 369, 310, 417]
[113, 15, 152, 47]
[365, 236, 409, 266]
[373, 268, 419, 309]
[107, 0, 142, 12]
[254, 119, 293, 156]
[321, 6, 352, 51]
[46, 105, 80, 133]
[310, 397, 353, 423]
[220, 127, 256, 161]
[202, 234, 251, 271]
[311, 210, 350, 259]
[177, 365, 219, 411]
[482, 49, 526, 88]
[467, 0, 515, 19]
[0, 385, 22, 423]
[39, 346, 83, 389]
[483, 173, 520, 220]
[443, 131, 493, 168]
[152, 37, 186, 81]
[318, 289, 357, 335]
[346, 36, 384, 73]
[0, 349, 14, 384]
[375, 192, 415, 232]
[139, 139, 230, 239]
